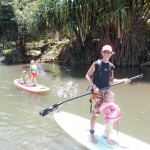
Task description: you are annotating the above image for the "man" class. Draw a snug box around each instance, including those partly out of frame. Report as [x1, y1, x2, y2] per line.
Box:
[85, 44, 129, 144]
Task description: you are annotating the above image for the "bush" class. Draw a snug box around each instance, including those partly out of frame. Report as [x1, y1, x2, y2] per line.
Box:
[2, 49, 12, 56]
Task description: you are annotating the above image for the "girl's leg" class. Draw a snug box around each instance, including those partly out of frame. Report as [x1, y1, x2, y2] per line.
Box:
[33, 77, 37, 85]
[106, 122, 115, 145]
[102, 124, 107, 139]
[30, 76, 33, 83]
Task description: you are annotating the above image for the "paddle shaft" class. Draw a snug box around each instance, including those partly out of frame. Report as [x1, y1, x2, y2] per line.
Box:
[39, 73, 143, 116]
[110, 73, 143, 88]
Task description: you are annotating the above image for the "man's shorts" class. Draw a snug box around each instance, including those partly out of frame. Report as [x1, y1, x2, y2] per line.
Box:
[92, 99, 103, 116]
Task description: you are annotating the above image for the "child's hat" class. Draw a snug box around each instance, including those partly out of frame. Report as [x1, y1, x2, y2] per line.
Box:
[22, 70, 26, 73]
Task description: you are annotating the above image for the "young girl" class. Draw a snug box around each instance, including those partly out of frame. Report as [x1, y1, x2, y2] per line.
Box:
[20, 70, 30, 84]
[30, 60, 38, 85]
[99, 91, 121, 145]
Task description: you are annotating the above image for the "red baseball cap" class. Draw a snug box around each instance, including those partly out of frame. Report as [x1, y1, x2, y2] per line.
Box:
[102, 45, 115, 54]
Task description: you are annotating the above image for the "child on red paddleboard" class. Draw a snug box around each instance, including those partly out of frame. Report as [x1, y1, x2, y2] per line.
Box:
[30, 60, 38, 85]
[20, 70, 30, 84]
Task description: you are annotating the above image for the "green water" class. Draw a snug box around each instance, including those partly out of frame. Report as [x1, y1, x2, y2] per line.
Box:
[0, 63, 150, 150]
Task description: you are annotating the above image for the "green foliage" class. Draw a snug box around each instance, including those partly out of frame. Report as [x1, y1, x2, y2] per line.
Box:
[0, 2, 17, 40]
[43, 45, 59, 60]
[27, 50, 41, 56]
[12, 0, 40, 39]
[0, 0, 149, 65]
[2, 49, 12, 56]
[2, 49, 13, 62]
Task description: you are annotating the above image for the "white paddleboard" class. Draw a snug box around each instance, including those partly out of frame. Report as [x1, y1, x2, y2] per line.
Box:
[54, 111, 150, 150]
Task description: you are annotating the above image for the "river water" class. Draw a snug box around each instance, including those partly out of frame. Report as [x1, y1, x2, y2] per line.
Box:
[0, 63, 150, 150]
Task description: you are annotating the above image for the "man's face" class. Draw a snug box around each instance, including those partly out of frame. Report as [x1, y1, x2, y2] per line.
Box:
[101, 51, 112, 59]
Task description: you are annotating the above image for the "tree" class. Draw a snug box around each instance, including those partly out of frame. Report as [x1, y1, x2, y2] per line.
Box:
[34, 0, 149, 66]
[0, 0, 149, 65]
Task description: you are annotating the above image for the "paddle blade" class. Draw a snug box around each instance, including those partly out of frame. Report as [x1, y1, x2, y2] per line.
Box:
[140, 73, 143, 78]
[39, 104, 58, 116]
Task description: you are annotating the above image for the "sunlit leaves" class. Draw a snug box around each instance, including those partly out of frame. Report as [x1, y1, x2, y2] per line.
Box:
[0, 0, 149, 65]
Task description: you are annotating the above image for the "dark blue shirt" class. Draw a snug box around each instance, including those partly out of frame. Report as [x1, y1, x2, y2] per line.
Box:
[93, 59, 115, 89]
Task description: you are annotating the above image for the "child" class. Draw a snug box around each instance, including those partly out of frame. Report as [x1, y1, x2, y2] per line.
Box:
[20, 70, 30, 84]
[30, 60, 38, 85]
[99, 91, 121, 145]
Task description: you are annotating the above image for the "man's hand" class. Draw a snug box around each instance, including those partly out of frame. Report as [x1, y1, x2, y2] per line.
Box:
[92, 84, 99, 93]
[122, 78, 131, 84]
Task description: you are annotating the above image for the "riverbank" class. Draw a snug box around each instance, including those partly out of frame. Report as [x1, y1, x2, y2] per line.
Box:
[1, 39, 150, 67]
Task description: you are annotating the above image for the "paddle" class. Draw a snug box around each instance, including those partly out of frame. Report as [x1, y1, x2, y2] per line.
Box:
[39, 73, 143, 116]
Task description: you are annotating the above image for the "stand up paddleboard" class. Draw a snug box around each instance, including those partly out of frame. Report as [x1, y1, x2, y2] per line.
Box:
[14, 79, 50, 94]
[54, 111, 150, 150]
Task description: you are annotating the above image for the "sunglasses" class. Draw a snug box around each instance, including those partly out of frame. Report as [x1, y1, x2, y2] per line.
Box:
[103, 50, 111, 54]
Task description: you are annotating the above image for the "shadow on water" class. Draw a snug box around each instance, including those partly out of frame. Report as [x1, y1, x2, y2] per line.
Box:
[44, 63, 150, 83]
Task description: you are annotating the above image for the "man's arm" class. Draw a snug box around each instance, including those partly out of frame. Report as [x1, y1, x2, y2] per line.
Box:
[109, 71, 130, 84]
[85, 64, 95, 85]
[86, 64, 100, 93]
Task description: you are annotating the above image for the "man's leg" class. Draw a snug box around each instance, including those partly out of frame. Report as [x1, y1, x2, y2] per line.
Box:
[90, 114, 98, 144]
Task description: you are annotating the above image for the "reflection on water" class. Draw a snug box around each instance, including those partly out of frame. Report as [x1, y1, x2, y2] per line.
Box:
[0, 63, 150, 150]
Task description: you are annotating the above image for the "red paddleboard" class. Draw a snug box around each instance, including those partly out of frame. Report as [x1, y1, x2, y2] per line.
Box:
[14, 79, 50, 94]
